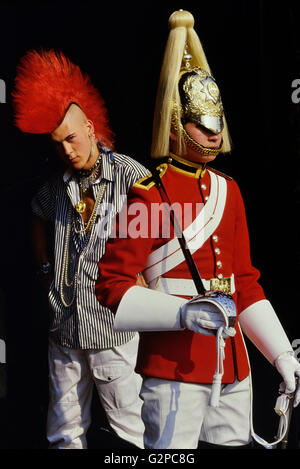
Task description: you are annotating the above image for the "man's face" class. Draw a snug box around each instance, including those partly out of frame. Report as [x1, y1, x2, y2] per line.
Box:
[183, 122, 222, 164]
[50, 104, 97, 171]
[170, 122, 222, 164]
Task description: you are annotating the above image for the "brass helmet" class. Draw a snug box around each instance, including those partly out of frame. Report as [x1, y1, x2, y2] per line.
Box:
[178, 66, 224, 135]
[151, 10, 231, 159]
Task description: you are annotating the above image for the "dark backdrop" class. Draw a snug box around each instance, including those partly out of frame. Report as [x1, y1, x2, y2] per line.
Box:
[0, 0, 299, 450]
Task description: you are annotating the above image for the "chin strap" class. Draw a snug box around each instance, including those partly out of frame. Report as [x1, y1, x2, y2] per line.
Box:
[182, 124, 223, 157]
[170, 113, 223, 157]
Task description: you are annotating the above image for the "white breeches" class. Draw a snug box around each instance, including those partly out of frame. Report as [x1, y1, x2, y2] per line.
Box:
[47, 335, 144, 449]
[141, 375, 252, 449]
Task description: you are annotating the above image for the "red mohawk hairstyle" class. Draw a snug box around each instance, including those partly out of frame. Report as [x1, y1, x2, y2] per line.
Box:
[12, 49, 114, 148]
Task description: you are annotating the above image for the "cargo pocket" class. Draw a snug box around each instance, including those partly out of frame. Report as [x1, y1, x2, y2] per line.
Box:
[92, 364, 139, 410]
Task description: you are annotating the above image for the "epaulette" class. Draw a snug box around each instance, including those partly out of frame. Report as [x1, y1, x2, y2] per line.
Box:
[207, 166, 233, 180]
[134, 173, 156, 191]
[134, 162, 168, 190]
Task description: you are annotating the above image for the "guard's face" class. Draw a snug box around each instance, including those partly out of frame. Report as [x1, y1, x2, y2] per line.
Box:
[170, 122, 222, 164]
[184, 123, 222, 163]
[50, 104, 96, 171]
[185, 123, 223, 148]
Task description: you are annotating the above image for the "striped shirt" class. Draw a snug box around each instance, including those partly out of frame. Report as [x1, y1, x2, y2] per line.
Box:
[32, 147, 149, 349]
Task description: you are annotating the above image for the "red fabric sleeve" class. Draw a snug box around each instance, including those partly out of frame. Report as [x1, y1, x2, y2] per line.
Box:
[95, 187, 159, 312]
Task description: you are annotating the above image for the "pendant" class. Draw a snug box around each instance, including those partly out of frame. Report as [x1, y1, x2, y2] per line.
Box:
[75, 200, 86, 214]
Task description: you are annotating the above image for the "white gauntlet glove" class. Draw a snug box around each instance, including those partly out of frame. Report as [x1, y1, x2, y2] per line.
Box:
[180, 299, 236, 338]
[113, 286, 236, 340]
[275, 352, 300, 407]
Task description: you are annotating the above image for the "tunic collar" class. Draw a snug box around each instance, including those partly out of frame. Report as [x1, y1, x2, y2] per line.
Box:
[167, 152, 206, 178]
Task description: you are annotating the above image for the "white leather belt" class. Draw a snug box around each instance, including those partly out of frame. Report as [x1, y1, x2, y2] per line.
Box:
[149, 274, 235, 296]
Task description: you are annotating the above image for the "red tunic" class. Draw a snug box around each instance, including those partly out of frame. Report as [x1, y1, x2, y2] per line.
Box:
[96, 155, 266, 384]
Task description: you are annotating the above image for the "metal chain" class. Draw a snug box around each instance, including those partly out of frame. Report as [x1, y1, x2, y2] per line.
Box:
[73, 179, 107, 234]
[59, 179, 108, 307]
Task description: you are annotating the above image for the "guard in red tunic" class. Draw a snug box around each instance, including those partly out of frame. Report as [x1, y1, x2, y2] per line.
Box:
[96, 10, 300, 449]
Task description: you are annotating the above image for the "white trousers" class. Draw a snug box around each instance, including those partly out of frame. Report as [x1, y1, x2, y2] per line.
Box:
[47, 335, 144, 449]
[141, 376, 252, 449]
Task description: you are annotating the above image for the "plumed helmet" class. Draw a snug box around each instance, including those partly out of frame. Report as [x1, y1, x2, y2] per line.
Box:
[151, 10, 231, 158]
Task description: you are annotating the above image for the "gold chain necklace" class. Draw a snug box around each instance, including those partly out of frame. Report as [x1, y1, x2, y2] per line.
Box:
[75, 154, 102, 214]
[73, 179, 107, 234]
[59, 179, 107, 307]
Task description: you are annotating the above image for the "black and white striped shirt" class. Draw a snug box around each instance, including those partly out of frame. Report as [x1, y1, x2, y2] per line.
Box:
[32, 148, 149, 349]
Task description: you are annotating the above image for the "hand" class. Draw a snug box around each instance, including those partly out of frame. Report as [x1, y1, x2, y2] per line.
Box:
[275, 351, 300, 407]
[180, 300, 236, 338]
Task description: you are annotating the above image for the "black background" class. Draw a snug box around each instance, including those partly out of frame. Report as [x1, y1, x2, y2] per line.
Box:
[0, 0, 299, 450]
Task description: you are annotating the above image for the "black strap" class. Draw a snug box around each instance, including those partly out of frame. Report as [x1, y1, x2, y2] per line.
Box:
[152, 168, 206, 295]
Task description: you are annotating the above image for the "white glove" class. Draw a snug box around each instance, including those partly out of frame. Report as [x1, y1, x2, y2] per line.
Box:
[275, 351, 300, 407]
[180, 300, 236, 338]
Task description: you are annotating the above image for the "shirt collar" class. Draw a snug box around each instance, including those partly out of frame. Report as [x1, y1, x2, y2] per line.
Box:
[100, 147, 115, 182]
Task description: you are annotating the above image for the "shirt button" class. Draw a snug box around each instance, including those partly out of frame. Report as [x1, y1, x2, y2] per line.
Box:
[216, 260, 222, 269]
[215, 248, 221, 255]
[205, 196, 209, 201]
[201, 184, 207, 190]
[212, 235, 219, 242]
[217, 273, 223, 279]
